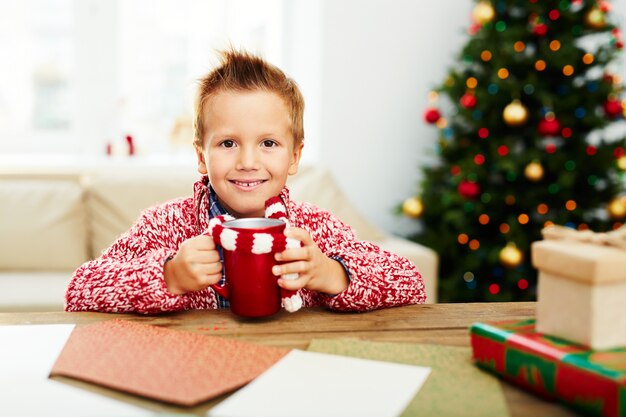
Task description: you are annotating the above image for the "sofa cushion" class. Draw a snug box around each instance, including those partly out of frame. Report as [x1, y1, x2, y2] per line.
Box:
[0, 177, 89, 270]
[0, 271, 71, 311]
[86, 173, 198, 257]
[287, 167, 385, 242]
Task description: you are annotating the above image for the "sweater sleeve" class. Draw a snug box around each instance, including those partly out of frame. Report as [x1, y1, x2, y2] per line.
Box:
[294, 204, 426, 311]
[65, 200, 215, 314]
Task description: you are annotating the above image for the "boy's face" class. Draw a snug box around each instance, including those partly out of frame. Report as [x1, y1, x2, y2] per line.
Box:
[195, 90, 303, 218]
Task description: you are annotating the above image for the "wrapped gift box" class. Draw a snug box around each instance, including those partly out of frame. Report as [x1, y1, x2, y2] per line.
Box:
[531, 239, 626, 350]
[470, 319, 626, 417]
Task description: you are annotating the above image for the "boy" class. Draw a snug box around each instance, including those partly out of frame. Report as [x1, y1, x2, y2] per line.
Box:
[65, 50, 426, 314]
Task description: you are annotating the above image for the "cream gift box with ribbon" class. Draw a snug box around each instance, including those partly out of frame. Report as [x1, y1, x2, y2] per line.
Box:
[531, 224, 626, 350]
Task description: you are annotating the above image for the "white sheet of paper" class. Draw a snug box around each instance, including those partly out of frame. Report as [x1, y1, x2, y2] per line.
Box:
[208, 349, 431, 417]
[0, 324, 152, 417]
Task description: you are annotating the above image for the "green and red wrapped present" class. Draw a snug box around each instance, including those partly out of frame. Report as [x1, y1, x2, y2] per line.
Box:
[470, 319, 626, 417]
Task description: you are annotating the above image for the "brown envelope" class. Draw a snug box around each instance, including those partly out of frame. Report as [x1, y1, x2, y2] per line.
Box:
[50, 319, 290, 406]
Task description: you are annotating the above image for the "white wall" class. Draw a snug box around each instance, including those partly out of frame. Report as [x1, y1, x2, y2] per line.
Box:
[284, 0, 469, 235]
[284, 0, 626, 236]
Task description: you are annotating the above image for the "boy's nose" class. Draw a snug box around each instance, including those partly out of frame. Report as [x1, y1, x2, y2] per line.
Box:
[236, 147, 260, 170]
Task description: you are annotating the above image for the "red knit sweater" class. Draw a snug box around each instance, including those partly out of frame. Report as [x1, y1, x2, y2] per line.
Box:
[65, 178, 426, 314]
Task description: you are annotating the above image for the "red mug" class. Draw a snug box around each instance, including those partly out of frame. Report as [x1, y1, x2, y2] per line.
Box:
[210, 218, 286, 318]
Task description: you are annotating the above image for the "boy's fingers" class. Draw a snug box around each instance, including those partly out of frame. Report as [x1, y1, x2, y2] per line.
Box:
[186, 250, 221, 264]
[194, 262, 222, 276]
[194, 235, 216, 250]
[273, 261, 308, 276]
[200, 272, 223, 287]
[275, 247, 309, 262]
[200, 250, 221, 264]
[284, 227, 313, 244]
[277, 275, 309, 291]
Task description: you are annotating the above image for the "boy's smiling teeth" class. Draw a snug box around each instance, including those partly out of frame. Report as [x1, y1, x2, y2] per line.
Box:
[231, 180, 265, 187]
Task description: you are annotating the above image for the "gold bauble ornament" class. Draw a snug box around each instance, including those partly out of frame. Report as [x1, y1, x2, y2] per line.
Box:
[607, 197, 626, 219]
[524, 161, 544, 182]
[617, 156, 626, 171]
[403, 197, 424, 218]
[499, 242, 524, 268]
[503, 100, 529, 126]
[472, 2, 495, 25]
[584, 7, 606, 29]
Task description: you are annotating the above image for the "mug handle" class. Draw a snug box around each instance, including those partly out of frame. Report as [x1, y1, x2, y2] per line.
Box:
[202, 227, 230, 300]
[210, 283, 229, 299]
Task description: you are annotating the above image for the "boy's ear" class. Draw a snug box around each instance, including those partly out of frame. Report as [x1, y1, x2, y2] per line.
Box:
[288, 142, 304, 176]
[195, 142, 208, 175]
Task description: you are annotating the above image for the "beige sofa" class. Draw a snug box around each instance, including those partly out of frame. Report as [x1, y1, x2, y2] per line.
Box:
[0, 165, 437, 311]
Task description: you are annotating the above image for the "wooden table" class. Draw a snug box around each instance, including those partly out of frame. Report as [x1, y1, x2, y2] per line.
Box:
[0, 302, 579, 417]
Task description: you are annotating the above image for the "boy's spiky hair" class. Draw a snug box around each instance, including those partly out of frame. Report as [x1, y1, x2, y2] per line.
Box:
[194, 49, 304, 147]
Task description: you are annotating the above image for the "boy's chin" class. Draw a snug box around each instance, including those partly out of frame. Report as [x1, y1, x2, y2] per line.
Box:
[230, 207, 266, 219]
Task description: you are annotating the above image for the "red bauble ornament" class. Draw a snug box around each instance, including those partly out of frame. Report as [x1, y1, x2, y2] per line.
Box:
[460, 93, 477, 109]
[599, 0, 612, 12]
[603, 98, 622, 118]
[616, 40, 624, 50]
[533, 23, 548, 36]
[423, 107, 441, 124]
[458, 180, 481, 199]
[468, 23, 481, 35]
[538, 117, 561, 136]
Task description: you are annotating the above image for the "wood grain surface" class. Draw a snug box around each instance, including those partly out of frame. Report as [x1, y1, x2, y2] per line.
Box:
[0, 302, 579, 417]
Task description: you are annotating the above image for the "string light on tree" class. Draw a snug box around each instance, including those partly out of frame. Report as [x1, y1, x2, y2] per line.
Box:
[617, 155, 626, 171]
[529, 13, 548, 36]
[468, 23, 481, 35]
[402, 197, 424, 218]
[503, 100, 529, 126]
[525, 161, 545, 181]
[532, 22, 548, 36]
[499, 242, 524, 268]
[460, 92, 478, 109]
[582, 53, 595, 65]
[548, 9, 560, 21]
[436, 117, 448, 129]
[599, 0, 612, 12]
[613, 28, 624, 49]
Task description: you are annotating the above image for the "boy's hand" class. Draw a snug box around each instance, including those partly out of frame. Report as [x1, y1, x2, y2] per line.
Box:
[163, 235, 222, 295]
[273, 227, 349, 295]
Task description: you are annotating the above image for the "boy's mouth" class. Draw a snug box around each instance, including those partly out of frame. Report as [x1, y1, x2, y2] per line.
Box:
[230, 180, 267, 188]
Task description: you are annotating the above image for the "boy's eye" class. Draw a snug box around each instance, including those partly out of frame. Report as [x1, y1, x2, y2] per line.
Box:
[262, 139, 277, 148]
[220, 140, 235, 148]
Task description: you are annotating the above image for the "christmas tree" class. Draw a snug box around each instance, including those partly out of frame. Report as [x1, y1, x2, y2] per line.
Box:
[404, 0, 626, 302]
